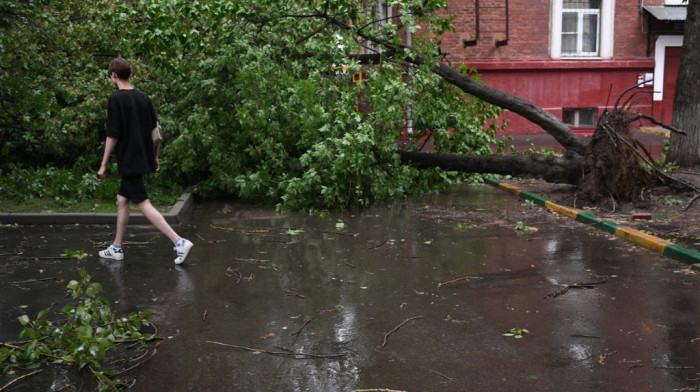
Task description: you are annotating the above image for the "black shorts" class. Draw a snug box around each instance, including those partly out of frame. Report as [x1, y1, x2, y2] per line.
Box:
[118, 176, 149, 204]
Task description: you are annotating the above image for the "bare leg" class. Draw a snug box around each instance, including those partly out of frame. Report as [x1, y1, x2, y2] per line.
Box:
[114, 194, 130, 245]
[136, 199, 179, 243]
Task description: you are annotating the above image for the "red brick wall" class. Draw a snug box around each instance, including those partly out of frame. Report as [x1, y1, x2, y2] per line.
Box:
[614, 0, 660, 57]
[426, 0, 670, 135]
[438, 0, 661, 61]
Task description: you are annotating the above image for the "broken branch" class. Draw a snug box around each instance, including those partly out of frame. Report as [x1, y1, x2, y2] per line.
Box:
[631, 114, 686, 135]
[0, 369, 44, 391]
[544, 280, 607, 299]
[437, 276, 483, 288]
[381, 316, 424, 348]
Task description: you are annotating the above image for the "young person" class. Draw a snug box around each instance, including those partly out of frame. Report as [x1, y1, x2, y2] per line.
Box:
[97, 57, 193, 264]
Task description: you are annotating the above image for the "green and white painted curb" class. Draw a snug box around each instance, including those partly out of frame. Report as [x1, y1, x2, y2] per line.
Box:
[484, 178, 700, 264]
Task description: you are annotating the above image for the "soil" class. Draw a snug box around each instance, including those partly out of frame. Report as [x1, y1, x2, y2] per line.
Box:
[501, 167, 700, 253]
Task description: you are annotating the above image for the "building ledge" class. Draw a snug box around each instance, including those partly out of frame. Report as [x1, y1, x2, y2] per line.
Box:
[462, 58, 655, 71]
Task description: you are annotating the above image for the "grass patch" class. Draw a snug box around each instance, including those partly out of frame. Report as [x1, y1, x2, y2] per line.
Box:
[0, 164, 183, 214]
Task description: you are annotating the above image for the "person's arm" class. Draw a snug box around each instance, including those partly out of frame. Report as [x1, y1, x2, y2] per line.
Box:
[154, 140, 161, 172]
[97, 136, 118, 179]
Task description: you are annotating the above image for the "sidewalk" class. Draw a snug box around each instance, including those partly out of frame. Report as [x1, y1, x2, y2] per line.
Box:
[0, 191, 194, 227]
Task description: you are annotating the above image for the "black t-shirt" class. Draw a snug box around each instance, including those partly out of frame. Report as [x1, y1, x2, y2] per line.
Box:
[106, 89, 158, 176]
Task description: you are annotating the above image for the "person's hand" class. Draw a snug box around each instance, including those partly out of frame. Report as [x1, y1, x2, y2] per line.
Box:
[155, 157, 160, 173]
[97, 164, 107, 179]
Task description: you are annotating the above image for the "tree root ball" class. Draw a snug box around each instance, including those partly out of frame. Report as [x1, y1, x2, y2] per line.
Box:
[578, 110, 656, 202]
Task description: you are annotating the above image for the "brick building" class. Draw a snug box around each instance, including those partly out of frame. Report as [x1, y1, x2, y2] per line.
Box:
[433, 0, 687, 135]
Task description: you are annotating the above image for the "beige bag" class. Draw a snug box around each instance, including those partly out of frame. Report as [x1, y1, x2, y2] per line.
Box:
[152, 121, 163, 144]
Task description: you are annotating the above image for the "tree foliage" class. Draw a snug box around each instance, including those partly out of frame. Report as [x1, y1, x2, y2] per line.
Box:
[1, 0, 506, 210]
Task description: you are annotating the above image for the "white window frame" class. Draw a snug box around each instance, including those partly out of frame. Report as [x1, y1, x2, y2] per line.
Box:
[551, 0, 614, 59]
[561, 8, 600, 56]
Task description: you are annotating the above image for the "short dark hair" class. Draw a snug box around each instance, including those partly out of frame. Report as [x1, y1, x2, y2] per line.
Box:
[108, 58, 131, 80]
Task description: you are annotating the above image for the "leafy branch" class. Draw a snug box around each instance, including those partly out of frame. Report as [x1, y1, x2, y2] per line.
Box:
[1, 269, 159, 391]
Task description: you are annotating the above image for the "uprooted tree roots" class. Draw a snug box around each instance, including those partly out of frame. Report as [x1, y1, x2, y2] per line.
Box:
[576, 80, 696, 204]
[577, 109, 658, 202]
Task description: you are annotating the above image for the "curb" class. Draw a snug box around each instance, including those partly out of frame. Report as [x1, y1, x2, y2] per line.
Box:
[0, 192, 194, 228]
[484, 178, 700, 265]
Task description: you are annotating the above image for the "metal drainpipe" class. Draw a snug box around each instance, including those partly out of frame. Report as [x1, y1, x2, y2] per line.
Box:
[406, 26, 413, 135]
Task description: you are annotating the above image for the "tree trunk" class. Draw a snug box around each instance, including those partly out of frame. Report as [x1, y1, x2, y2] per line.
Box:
[667, 0, 700, 167]
[398, 150, 585, 184]
[400, 108, 659, 202]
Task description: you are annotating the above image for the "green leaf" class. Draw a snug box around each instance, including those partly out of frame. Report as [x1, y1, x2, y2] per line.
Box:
[67, 280, 79, 291]
[17, 315, 30, 325]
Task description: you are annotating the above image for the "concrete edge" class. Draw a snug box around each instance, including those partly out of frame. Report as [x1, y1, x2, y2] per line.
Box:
[0, 192, 194, 227]
[484, 178, 700, 265]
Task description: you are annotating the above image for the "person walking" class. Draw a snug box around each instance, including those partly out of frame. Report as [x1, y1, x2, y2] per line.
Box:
[97, 57, 193, 264]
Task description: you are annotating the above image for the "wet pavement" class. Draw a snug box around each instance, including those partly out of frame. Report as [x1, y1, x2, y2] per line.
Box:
[2, 184, 700, 391]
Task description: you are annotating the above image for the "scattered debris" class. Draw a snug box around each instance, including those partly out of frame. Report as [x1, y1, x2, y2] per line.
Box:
[353, 389, 407, 392]
[10, 277, 59, 287]
[314, 228, 359, 237]
[316, 305, 344, 314]
[631, 212, 652, 220]
[598, 351, 617, 365]
[205, 341, 347, 360]
[430, 369, 455, 382]
[231, 257, 269, 264]
[503, 327, 533, 339]
[285, 290, 305, 299]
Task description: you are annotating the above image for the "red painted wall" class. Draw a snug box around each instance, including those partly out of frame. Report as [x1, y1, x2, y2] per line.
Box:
[468, 60, 655, 134]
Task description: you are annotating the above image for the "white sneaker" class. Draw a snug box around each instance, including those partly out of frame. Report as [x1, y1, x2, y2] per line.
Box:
[174, 239, 193, 265]
[99, 245, 124, 261]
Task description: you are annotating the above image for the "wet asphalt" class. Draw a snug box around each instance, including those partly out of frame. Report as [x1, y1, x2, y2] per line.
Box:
[1, 183, 699, 392]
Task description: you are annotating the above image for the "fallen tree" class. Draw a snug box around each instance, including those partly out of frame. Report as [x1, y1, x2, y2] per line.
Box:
[400, 93, 689, 202]
[317, 3, 689, 203]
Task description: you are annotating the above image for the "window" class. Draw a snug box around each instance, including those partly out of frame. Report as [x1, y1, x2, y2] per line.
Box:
[561, 0, 600, 56]
[363, 1, 392, 54]
[563, 108, 597, 127]
[551, 0, 613, 58]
